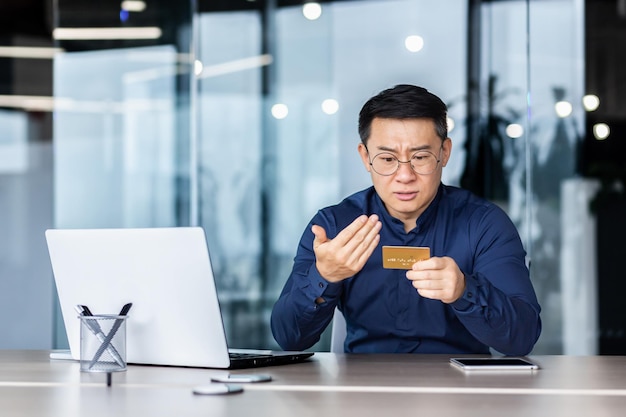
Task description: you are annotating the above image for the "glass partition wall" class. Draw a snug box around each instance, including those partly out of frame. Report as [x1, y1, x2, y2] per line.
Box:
[472, 0, 586, 354]
[50, 0, 195, 346]
[53, 0, 194, 229]
[196, 0, 469, 350]
[41, 0, 591, 354]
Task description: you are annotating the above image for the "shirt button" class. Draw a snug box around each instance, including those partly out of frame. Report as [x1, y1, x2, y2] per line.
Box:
[319, 282, 324, 288]
[467, 292, 474, 298]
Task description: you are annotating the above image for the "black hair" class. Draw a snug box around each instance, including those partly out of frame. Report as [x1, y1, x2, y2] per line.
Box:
[357, 84, 448, 145]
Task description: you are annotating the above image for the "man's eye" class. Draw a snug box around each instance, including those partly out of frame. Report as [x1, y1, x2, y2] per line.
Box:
[412, 153, 432, 162]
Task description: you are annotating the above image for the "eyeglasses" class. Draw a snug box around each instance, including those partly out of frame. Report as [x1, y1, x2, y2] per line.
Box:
[368, 148, 441, 176]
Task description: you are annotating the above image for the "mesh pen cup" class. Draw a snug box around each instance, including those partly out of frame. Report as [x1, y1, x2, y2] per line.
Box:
[79, 315, 128, 373]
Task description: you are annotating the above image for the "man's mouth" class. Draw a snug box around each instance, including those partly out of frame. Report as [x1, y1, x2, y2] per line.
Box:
[394, 191, 417, 201]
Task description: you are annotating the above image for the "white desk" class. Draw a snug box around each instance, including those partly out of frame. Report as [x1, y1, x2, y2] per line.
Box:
[2, 351, 626, 416]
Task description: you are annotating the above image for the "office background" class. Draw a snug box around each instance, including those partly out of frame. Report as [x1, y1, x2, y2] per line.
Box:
[0, 0, 624, 355]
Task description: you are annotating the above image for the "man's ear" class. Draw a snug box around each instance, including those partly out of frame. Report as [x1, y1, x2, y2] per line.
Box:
[441, 138, 452, 167]
[358, 143, 371, 172]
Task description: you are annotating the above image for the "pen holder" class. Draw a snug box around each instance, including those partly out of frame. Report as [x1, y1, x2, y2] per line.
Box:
[79, 315, 128, 373]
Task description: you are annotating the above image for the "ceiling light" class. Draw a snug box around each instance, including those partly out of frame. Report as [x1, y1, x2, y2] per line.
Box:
[0, 46, 64, 59]
[198, 54, 273, 78]
[593, 123, 610, 140]
[271, 103, 289, 119]
[321, 99, 339, 115]
[52, 27, 162, 40]
[582, 94, 600, 112]
[405, 35, 424, 52]
[303, 3, 322, 20]
[0, 95, 55, 112]
[555, 100, 572, 118]
[121, 1, 147, 12]
[447, 117, 455, 133]
[506, 123, 524, 138]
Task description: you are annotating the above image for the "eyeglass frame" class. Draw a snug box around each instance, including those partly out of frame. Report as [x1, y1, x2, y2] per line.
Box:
[365, 145, 443, 176]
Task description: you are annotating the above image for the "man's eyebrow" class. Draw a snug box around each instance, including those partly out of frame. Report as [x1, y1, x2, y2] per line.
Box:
[376, 144, 432, 153]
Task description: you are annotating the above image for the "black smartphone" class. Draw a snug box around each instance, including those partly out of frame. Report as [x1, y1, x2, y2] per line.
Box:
[450, 357, 539, 371]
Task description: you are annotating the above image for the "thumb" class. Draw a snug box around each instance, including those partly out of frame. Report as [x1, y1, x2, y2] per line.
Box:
[311, 224, 329, 247]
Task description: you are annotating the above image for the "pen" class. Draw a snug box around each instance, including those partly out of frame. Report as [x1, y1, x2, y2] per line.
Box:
[76, 305, 126, 367]
[87, 303, 132, 369]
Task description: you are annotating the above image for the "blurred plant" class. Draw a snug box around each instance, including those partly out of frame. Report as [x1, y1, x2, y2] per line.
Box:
[459, 74, 522, 201]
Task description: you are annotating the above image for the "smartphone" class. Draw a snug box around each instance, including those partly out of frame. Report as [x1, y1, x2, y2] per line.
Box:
[450, 357, 539, 371]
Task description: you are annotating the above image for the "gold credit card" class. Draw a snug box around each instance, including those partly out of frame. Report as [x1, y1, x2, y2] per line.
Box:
[382, 246, 430, 269]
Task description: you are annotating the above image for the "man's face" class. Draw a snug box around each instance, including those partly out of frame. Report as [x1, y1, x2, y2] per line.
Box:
[358, 117, 451, 231]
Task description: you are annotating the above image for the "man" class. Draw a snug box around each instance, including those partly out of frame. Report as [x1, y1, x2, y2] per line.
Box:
[271, 84, 541, 355]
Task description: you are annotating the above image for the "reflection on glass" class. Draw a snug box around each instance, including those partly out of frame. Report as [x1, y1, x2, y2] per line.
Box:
[462, 1, 585, 355]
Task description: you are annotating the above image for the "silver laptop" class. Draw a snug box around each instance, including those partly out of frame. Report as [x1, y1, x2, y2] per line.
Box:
[45, 227, 313, 369]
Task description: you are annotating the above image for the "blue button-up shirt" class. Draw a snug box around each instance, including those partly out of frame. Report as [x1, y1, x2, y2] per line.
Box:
[271, 184, 542, 356]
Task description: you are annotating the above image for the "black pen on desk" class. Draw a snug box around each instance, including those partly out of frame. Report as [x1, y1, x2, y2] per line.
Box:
[76, 305, 126, 367]
[87, 303, 132, 369]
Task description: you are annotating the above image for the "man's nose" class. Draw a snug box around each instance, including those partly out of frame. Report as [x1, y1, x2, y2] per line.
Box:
[395, 160, 416, 179]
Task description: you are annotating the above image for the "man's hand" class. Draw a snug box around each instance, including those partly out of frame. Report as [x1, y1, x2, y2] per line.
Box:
[405, 257, 466, 304]
[312, 215, 382, 283]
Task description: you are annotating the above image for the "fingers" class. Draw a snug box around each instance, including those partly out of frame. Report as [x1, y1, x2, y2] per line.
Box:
[312, 215, 382, 282]
[409, 256, 440, 271]
[342, 216, 381, 267]
[334, 215, 380, 247]
[356, 221, 382, 264]
[311, 224, 328, 247]
[312, 215, 381, 254]
[332, 215, 381, 260]
[405, 257, 465, 304]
